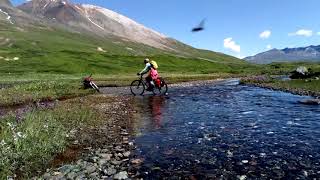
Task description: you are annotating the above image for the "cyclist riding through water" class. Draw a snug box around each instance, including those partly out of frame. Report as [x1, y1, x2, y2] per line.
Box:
[137, 58, 159, 91]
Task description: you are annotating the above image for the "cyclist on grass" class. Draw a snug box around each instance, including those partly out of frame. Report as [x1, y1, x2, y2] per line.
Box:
[137, 58, 159, 91]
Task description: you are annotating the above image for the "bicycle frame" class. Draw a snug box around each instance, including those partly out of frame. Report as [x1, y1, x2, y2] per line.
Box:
[138, 74, 150, 88]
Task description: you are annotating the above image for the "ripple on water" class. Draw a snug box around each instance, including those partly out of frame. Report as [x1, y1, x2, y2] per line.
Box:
[131, 81, 320, 179]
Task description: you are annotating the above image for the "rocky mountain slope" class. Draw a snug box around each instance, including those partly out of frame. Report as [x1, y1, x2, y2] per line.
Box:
[18, 0, 175, 50]
[245, 45, 320, 64]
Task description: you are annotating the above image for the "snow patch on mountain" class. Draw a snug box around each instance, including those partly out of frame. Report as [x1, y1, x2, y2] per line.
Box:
[81, 4, 167, 39]
[83, 7, 105, 30]
[0, 8, 14, 24]
[87, 16, 104, 30]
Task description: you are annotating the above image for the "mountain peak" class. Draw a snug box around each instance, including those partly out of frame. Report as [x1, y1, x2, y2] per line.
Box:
[18, 0, 170, 49]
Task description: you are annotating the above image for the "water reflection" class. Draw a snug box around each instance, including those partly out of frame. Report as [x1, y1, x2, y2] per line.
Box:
[132, 96, 168, 136]
[148, 96, 166, 129]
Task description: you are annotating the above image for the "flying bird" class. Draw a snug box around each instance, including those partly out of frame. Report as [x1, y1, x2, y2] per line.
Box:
[192, 19, 206, 32]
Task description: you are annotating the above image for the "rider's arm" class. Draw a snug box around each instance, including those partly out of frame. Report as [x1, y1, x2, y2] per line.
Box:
[139, 63, 151, 75]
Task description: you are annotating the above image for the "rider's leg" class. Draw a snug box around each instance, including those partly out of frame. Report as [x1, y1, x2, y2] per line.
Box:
[146, 76, 153, 91]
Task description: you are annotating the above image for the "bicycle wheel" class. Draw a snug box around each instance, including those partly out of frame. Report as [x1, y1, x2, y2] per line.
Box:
[130, 80, 145, 96]
[153, 80, 168, 95]
[90, 82, 100, 92]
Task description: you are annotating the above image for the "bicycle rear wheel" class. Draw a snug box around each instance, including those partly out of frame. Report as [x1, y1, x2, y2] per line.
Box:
[90, 82, 100, 92]
[153, 80, 168, 95]
[130, 80, 145, 96]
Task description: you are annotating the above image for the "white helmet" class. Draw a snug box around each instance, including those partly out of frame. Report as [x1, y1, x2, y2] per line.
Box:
[144, 58, 150, 64]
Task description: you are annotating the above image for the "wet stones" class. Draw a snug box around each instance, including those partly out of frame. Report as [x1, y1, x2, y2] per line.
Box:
[298, 99, 320, 105]
[98, 153, 112, 160]
[113, 171, 128, 180]
[39, 127, 134, 179]
[104, 167, 117, 176]
[131, 158, 144, 165]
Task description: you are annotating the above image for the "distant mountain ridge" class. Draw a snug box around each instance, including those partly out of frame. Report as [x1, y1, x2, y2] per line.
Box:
[245, 45, 320, 64]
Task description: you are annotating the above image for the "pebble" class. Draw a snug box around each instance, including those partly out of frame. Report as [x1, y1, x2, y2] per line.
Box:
[242, 160, 249, 164]
[98, 159, 108, 166]
[114, 171, 128, 180]
[89, 172, 99, 178]
[116, 153, 124, 158]
[104, 167, 117, 176]
[111, 160, 122, 165]
[123, 151, 131, 157]
[99, 153, 112, 160]
[227, 150, 233, 158]
[260, 153, 267, 158]
[67, 172, 76, 179]
[239, 175, 247, 180]
[85, 165, 97, 174]
[131, 158, 143, 164]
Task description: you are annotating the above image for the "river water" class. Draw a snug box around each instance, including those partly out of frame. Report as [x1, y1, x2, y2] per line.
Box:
[131, 79, 320, 179]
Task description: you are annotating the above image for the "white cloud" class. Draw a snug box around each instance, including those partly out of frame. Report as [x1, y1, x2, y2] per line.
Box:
[317, 32, 320, 35]
[266, 44, 272, 49]
[289, 29, 313, 37]
[223, 37, 240, 53]
[259, 30, 271, 39]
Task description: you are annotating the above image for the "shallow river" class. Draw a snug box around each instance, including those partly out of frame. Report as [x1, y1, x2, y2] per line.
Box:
[131, 79, 320, 179]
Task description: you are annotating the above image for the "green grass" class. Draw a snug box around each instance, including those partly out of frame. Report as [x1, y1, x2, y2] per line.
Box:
[260, 62, 320, 75]
[0, 112, 67, 179]
[241, 75, 320, 96]
[0, 23, 258, 75]
[0, 80, 95, 106]
[272, 79, 320, 93]
[0, 95, 107, 178]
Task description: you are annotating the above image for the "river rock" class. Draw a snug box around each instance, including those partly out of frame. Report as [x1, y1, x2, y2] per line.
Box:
[85, 165, 97, 174]
[58, 165, 73, 174]
[111, 160, 122, 165]
[43, 173, 51, 179]
[115, 146, 125, 152]
[114, 171, 128, 180]
[67, 172, 77, 179]
[131, 158, 143, 165]
[238, 175, 247, 180]
[123, 151, 131, 157]
[98, 159, 108, 166]
[99, 153, 112, 160]
[89, 172, 99, 179]
[299, 99, 320, 105]
[290, 66, 310, 79]
[104, 167, 117, 176]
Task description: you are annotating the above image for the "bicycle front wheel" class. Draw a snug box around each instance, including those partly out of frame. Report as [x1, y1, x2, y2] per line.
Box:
[130, 80, 145, 96]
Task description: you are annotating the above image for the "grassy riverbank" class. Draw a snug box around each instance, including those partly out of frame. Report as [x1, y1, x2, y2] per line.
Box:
[0, 80, 94, 107]
[0, 72, 238, 107]
[0, 95, 133, 179]
[241, 76, 320, 97]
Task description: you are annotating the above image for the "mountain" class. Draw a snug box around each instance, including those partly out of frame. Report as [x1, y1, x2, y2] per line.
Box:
[0, 0, 248, 75]
[18, 0, 176, 51]
[0, 0, 45, 26]
[0, 0, 12, 7]
[245, 45, 320, 64]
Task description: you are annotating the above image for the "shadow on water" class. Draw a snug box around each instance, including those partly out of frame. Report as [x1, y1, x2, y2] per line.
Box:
[131, 80, 320, 179]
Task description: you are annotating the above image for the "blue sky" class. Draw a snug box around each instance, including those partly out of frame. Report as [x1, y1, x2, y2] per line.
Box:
[12, 0, 320, 58]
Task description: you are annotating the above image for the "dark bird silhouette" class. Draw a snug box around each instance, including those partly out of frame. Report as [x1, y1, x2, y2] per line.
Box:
[192, 19, 206, 32]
